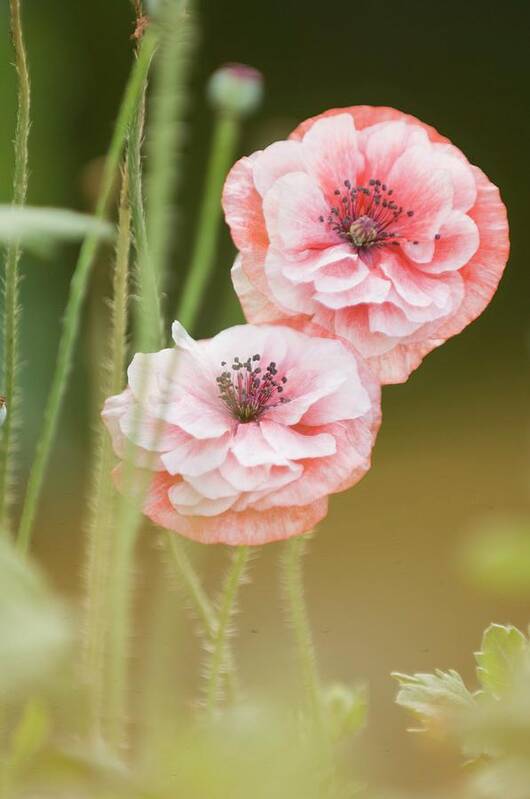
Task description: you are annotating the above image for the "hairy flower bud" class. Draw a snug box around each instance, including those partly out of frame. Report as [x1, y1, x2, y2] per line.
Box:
[208, 63, 263, 117]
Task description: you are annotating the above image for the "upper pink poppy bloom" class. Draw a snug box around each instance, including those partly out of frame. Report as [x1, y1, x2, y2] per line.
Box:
[223, 106, 509, 384]
[102, 322, 380, 545]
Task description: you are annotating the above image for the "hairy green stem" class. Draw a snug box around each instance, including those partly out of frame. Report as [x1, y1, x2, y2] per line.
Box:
[0, 0, 31, 537]
[204, 546, 250, 716]
[82, 169, 131, 740]
[167, 535, 218, 636]
[16, 30, 157, 555]
[281, 535, 323, 725]
[146, 0, 196, 299]
[176, 112, 239, 330]
[105, 1, 197, 748]
[128, 85, 163, 351]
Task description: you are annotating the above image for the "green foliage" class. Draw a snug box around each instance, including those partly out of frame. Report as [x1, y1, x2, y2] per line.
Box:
[460, 516, 530, 597]
[4, 700, 50, 783]
[0, 537, 71, 700]
[0, 206, 113, 256]
[322, 683, 368, 742]
[394, 624, 530, 795]
[475, 624, 528, 699]
[393, 669, 475, 733]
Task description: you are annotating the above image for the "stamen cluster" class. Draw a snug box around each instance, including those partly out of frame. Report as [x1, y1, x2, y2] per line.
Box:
[216, 354, 289, 422]
[320, 178, 415, 249]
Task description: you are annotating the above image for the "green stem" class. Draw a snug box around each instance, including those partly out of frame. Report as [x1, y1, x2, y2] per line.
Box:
[128, 83, 163, 351]
[106, 481, 148, 749]
[166, 534, 217, 637]
[176, 112, 239, 330]
[0, 0, 31, 537]
[15, 30, 157, 555]
[281, 535, 323, 725]
[166, 535, 240, 702]
[204, 546, 250, 716]
[103, 2, 197, 748]
[146, 0, 196, 299]
[82, 168, 131, 740]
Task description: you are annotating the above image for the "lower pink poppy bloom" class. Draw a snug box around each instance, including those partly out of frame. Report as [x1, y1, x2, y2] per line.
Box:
[102, 323, 381, 545]
[223, 106, 509, 384]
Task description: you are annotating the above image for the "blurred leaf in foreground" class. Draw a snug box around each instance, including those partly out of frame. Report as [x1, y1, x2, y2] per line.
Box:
[322, 682, 368, 742]
[459, 515, 530, 597]
[394, 623, 530, 769]
[392, 669, 475, 736]
[0, 537, 72, 700]
[0, 206, 114, 257]
[475, 624, 528, 699]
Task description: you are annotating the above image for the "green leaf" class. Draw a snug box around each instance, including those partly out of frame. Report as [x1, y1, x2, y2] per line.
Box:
[0, 538, 72, 700]
[0, 206, 114, 256]
[460, 516, 530, 597]
[321, 683, 368, 741]
[393, 669, 475, 732]
[7, 700, 50, 777]
[475, 623, 528, 699]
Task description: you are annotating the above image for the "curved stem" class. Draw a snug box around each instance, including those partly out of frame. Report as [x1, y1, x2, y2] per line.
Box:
[176, 112, 239, 330]
[0, 0, 31, 537]
[166, 534, 218, 637]
[82, 168, 131, 740]
[281, 535, 323, 726]
[16, 29, 157, 555]
[166, 534, 239, 700]
[128, 83, 163, 352]
[146, 0, 196, 301]
[204, 546, 250, 716]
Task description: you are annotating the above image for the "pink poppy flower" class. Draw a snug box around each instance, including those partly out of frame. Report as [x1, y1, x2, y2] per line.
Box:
[223, 106, 509, 384]
[102, 322, 380, 546]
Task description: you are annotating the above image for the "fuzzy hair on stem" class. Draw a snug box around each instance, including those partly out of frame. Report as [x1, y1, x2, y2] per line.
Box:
[0, 0, 31, 538]
[15, 28, 158, 555]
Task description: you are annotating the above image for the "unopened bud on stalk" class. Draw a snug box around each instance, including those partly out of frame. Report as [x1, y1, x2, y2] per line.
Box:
[321, 682, 368, 741]
[208, 63, 264, 117]
[0, 397, 6, 428]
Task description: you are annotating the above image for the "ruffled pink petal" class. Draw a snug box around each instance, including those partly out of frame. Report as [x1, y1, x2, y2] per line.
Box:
[262, 172, 335, 256]
[252, 419, 374, 510]
[162, 394, 233, 439]
[386, 144, 454, 240]
[428, 165, 510, 342]
[265, 248, 317, 314]
[300, 113, 364, 198]
[231, 422, 289, 468]
[222, 152, 268, 252]
[369, 303, 423, 337]
[421, 210, 479, 274]
[219, 452, 272, 492]
[358, 120, 429, 182]
[430, 144, 477, 212]
[314, 271, 391, 310]
[282, 244, 359, 284]
[312, 251, 369, 293]
[186, 469, 240, 500]
[143, 471, 329, 545]
[161, 433, 231, 477]
[379, 252, 453, 309]
[231, 256, 288, 324]
[290, 106, 451, 146]
[168, 481, 238, 517]
[259, 420, 336, 460]
[253, 140, 305, 197]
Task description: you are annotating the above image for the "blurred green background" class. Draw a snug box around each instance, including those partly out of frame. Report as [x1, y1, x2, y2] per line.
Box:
[0, 0, 528, 791]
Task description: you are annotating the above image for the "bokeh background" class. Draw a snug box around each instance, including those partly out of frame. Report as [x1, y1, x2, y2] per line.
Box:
[0, 0, 529, 791]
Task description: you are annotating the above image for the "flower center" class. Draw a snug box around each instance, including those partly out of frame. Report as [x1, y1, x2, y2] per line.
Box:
[216, 354, 289, 423]
[349, 215, 378, 247]
[320, 178, 418, 250]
